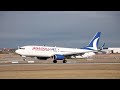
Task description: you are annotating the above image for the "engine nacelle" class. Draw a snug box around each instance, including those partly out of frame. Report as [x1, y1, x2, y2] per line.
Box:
[53, 54, 65, 60]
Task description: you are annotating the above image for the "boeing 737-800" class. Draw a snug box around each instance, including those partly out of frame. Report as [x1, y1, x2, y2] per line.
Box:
[15, 32, 101, 63]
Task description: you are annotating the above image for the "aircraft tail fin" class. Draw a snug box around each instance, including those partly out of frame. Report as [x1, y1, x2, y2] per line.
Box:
[81, 32, 101, 50]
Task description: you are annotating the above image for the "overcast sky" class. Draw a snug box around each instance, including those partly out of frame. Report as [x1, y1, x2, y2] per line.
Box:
[0, 11, 120, 48]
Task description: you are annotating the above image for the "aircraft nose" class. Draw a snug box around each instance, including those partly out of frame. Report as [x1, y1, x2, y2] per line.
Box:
[15, 49, 19, 54]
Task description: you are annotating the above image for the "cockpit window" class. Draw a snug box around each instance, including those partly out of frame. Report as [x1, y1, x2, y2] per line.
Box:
[19, 48, 25, 49]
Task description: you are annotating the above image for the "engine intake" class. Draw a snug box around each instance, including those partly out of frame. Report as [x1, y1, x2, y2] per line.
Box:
[53, 54, 65, 60]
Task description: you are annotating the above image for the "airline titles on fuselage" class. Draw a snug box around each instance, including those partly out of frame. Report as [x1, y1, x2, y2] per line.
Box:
[32, 46, 58, 51]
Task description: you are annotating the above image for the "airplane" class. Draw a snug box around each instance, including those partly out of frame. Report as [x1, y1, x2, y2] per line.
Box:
[15, 32, 101, 63]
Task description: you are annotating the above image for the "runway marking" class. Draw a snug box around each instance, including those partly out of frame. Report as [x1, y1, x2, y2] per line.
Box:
[27, 61, 34, 63]
[11, 61, 19, 64]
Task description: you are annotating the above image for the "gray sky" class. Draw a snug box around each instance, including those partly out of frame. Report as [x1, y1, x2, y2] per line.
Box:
[0, 11, 120, 48]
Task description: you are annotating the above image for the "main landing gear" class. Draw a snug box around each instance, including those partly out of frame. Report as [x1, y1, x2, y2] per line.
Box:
[63, 60, 67, 63]
[53, 60, 57, 63]
[53, 59, 67, 63]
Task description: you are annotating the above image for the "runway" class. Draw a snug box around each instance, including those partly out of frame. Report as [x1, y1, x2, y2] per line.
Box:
[0, 62, 120, 79]
[0, 54, 120, 79]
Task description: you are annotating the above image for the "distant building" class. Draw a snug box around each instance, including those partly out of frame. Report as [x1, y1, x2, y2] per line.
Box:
[108, 48, 120, 53]
[96, 47, 120, 54]
[0, 48, 16, 54]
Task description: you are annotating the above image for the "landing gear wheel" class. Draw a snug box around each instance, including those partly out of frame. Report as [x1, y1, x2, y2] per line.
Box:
[63, 60, 67, 63]
[53, 60, 57, 63]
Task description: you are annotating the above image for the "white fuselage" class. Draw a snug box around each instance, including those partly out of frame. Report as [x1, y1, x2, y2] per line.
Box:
[15, 45, 93, 57]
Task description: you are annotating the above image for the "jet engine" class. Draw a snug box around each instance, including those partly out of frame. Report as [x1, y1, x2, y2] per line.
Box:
[53, 54, 65, 60]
